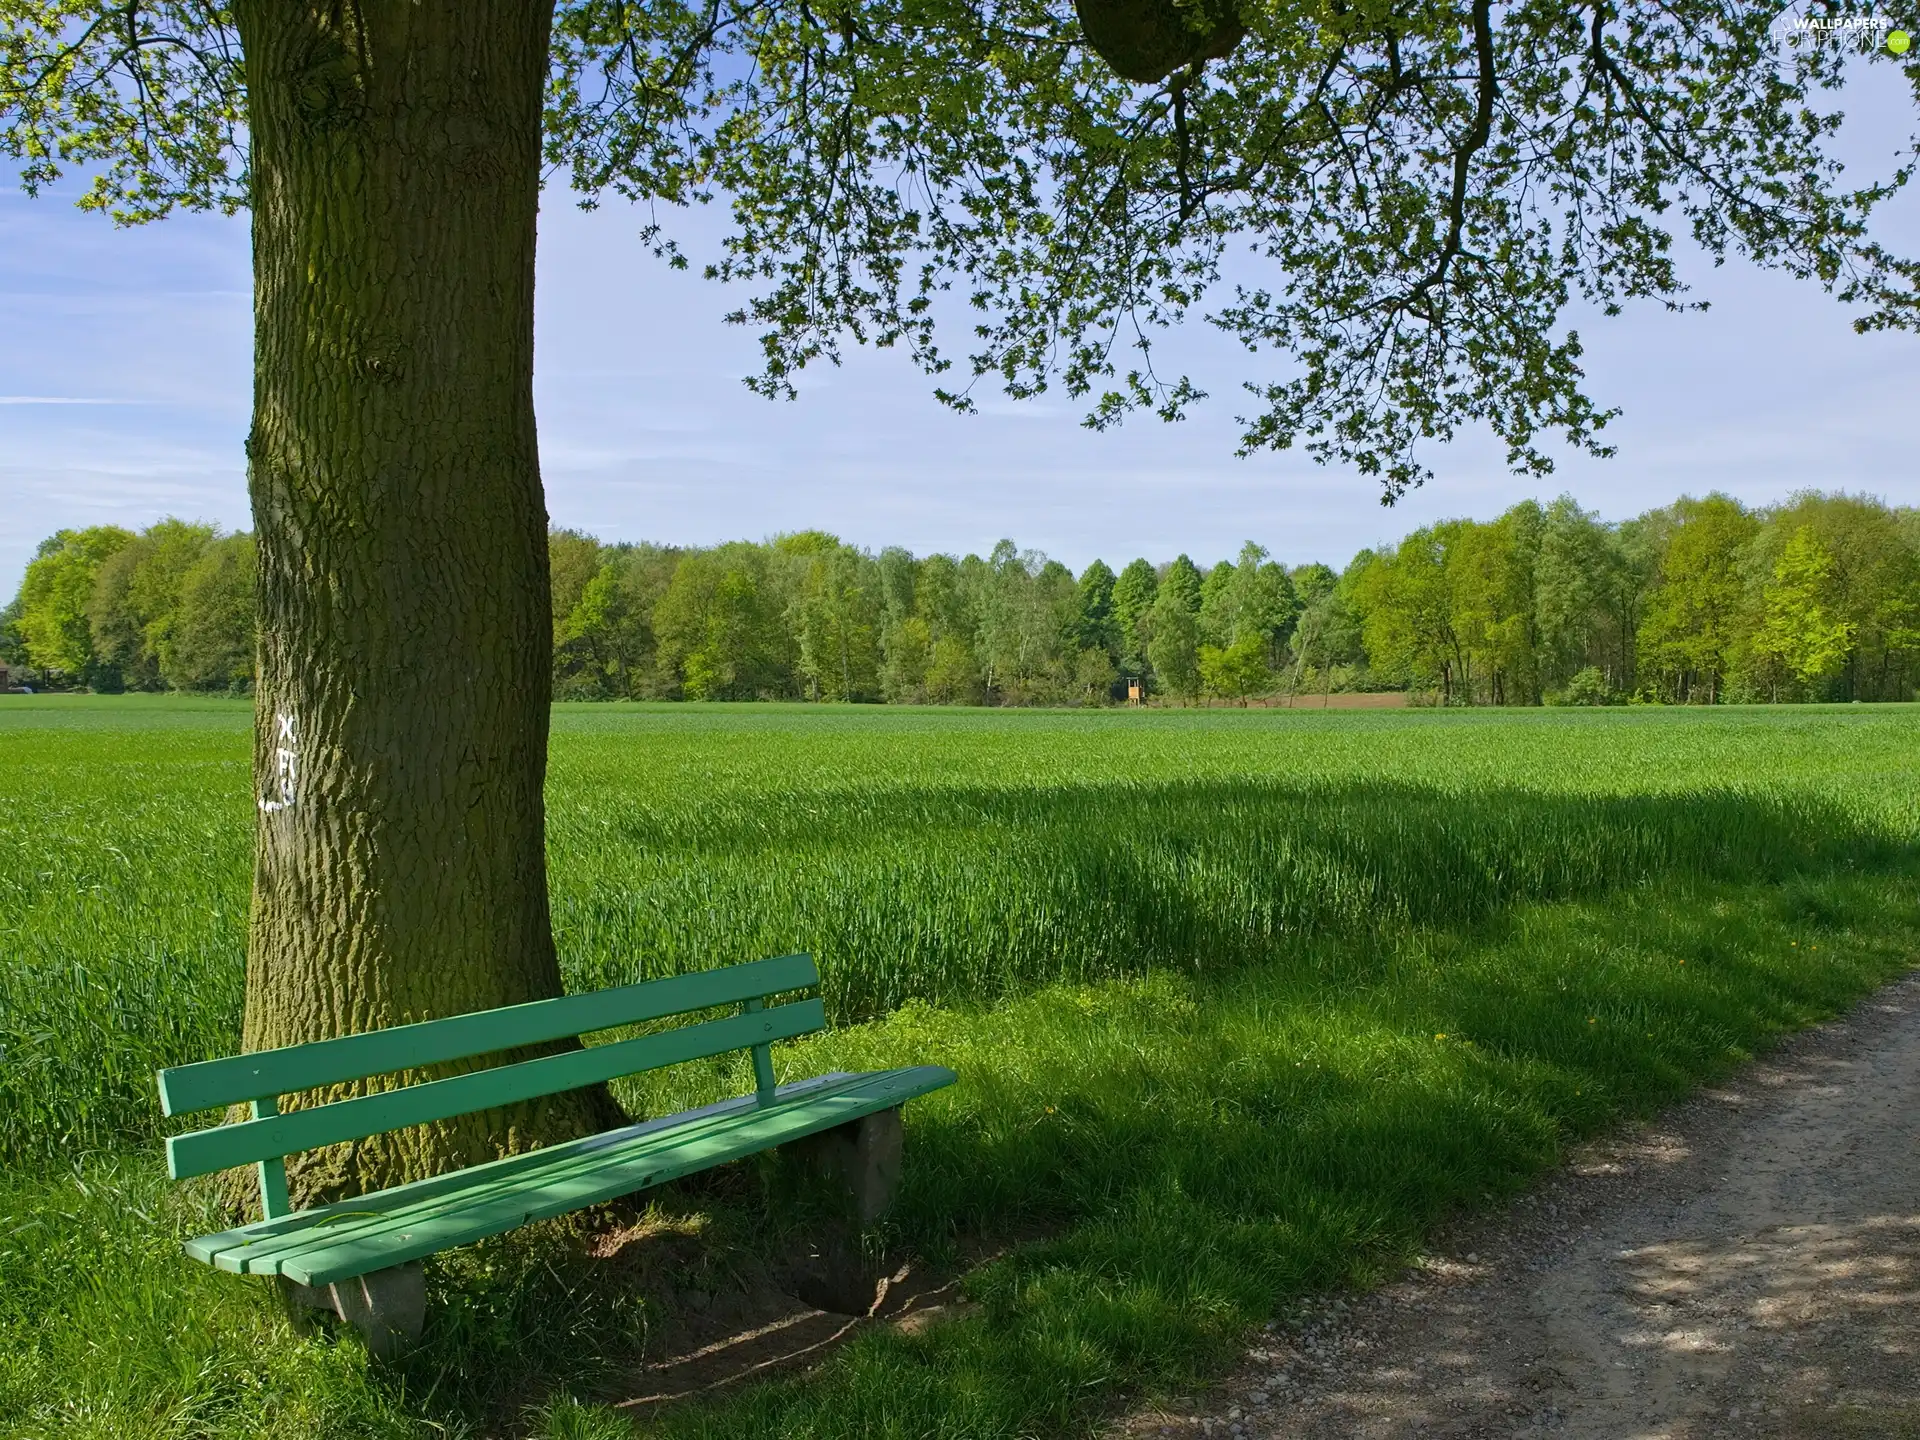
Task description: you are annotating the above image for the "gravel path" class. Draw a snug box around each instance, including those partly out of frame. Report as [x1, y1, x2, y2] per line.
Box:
[1123, 970, 1920, 1440]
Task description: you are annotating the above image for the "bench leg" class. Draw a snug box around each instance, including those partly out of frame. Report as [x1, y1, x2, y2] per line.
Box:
[796, 1106, 904, 1225]
[779, 1108, 906, 1314]
[278, 1262, 425, 1360]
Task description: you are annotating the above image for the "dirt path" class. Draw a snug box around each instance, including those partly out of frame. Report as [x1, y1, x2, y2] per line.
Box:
[1124, 971, 1920, 1440]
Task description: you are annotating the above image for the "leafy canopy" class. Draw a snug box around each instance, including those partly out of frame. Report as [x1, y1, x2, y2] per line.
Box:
[5, 0, 1917, 496]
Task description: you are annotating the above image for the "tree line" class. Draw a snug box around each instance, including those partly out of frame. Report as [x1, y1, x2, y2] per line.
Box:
[2, 522, 256, 693]
[1350, 491, 1920, 706]
[7, 489, 1918, 705]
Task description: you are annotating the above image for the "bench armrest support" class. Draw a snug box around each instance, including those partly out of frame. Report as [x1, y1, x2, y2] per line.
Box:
[743, 997, 778, 1105]
[252, 1097, 292, 1220]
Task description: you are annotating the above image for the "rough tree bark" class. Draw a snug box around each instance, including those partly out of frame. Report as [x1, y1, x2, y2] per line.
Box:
[232, 1, 616, 1205]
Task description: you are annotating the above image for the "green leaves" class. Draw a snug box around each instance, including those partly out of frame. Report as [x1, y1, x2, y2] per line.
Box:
[1753, 525, 1856, 685]
[538, 0, 1920, 495]
[11, 525, 133, 676]
[8, 0, 1919, 495]
[0, 1, 246, 221]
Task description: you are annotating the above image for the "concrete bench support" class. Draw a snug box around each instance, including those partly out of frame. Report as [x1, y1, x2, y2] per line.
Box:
[279, 1262, 426, 1359]
[796, 1105, 904, 1224]
[782, 1108, 906, 1314]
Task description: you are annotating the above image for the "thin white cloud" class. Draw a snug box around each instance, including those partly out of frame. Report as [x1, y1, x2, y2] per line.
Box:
[0, 395, 130, 405]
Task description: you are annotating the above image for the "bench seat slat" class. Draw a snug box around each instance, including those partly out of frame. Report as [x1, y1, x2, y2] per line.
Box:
[187, 1070, 862, 1270]
[183, 1067, 957, 1287]
[157, 954, 819, 1117]
[167, 998, 826, 1180]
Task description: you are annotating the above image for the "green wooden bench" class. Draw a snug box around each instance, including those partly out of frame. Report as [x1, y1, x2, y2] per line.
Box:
[156, 953, 955, 1355]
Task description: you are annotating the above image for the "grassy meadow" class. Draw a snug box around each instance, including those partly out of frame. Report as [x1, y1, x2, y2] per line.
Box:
[3, 696, 1919, 1438]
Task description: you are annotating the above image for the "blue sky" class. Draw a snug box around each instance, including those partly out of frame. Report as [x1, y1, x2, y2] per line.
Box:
[4, 67, 1918, 601]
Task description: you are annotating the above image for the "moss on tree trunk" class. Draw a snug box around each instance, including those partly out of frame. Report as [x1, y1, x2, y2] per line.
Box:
[232, 1, 618, 1207]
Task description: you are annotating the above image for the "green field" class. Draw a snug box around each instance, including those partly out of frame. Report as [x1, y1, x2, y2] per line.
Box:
[4, 697, 1919, 1438]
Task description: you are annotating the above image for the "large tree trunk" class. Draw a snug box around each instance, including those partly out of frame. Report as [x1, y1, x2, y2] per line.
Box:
[232, 1, 616, 1206]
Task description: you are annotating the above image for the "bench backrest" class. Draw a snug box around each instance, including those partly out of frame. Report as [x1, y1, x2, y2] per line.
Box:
[156, 953, 821, 1219]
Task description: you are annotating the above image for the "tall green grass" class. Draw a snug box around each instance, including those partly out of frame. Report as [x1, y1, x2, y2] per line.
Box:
[4, 699, 1915, 1163]
[2, 697, 1918, 1438]
[632, 865, 1920, 1440]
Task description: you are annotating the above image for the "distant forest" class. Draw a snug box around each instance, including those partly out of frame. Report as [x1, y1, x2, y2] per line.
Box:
[7, 490, 1920, 706]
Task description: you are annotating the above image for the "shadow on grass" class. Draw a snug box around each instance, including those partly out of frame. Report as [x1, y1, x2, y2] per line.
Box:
[431, 866, 1920, 1437]
[4, 784, 1918, 1439]
[11, 772, 1897, 1169]
[558, 776, 1911, 1025]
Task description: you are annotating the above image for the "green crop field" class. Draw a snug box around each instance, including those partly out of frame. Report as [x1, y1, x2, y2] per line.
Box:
[4, 696, 1919, 1439]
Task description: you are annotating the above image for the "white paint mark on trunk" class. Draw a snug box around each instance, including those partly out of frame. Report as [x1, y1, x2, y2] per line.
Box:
[260, 712, 300, 812]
